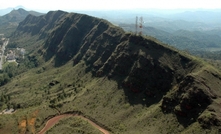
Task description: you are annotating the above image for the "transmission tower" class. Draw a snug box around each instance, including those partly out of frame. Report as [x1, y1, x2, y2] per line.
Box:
[135, 16, 138, 35]
[135, 16, 143, 35]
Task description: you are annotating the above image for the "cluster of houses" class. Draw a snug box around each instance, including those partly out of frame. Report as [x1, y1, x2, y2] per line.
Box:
[6, 48, 25, 62]
[1, 37, 25, 63]
[0, 108, 15, 115]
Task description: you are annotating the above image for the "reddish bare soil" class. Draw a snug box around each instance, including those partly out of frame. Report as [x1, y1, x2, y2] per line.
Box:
[28, 110, 39, 134]
[18, 110, 39, 134]
[19, 119, 26, 134]
[38, 114, 109, 134]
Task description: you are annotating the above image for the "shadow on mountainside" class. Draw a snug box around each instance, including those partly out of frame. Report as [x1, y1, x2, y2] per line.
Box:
[92, 34, 188, 106]
[85, 34, 221, 129]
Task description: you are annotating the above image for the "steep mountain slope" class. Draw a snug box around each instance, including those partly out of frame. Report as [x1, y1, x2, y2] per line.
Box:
[1, 10, 221, 133]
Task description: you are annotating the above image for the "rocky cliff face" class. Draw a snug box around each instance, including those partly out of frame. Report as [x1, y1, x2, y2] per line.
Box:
[13, 10, 221, 129]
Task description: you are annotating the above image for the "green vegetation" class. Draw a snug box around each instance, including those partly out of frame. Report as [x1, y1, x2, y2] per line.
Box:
[0, 55, 42, 86]
[46, 116, 103, 134]
[0, 10, 221, 134]
[0, 92, 11, 110]
[0, 8, 43, 36]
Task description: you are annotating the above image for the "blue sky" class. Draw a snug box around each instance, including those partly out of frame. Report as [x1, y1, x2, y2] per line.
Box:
[1, 0, 221, 10]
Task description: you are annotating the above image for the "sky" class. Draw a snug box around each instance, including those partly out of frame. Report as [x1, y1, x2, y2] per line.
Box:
[0, 0, 221, 11]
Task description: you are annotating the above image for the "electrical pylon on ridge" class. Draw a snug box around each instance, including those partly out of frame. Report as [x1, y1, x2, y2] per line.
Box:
[135, 16, 143, 36]
[136, 16, 138, 35]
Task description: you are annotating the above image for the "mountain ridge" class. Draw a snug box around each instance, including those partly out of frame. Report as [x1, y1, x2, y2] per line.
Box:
[0, 8, 43, 36]
[0, 8, 43, 25]
[0, 6, 25, 16]
[2, 10, 221, 133]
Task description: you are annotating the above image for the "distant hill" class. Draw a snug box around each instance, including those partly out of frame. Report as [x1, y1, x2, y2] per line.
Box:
[168, 10, 221, 24]
[83, 9, 221, 31]
[0, 8, 43, 36]
[0, 8, 43, 24]
[1, 10, 221, 133]
[0, 5, 25, 16]
[119, 23, 221, 52]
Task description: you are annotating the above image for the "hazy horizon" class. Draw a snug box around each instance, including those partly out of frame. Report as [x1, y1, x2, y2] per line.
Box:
[1, 0, 221, 11]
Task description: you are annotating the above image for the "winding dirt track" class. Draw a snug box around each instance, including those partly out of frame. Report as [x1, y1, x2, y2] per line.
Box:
[38, 114, 109, 134]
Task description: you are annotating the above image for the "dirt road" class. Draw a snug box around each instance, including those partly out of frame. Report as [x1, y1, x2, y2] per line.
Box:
[38, 114, 109, 134]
